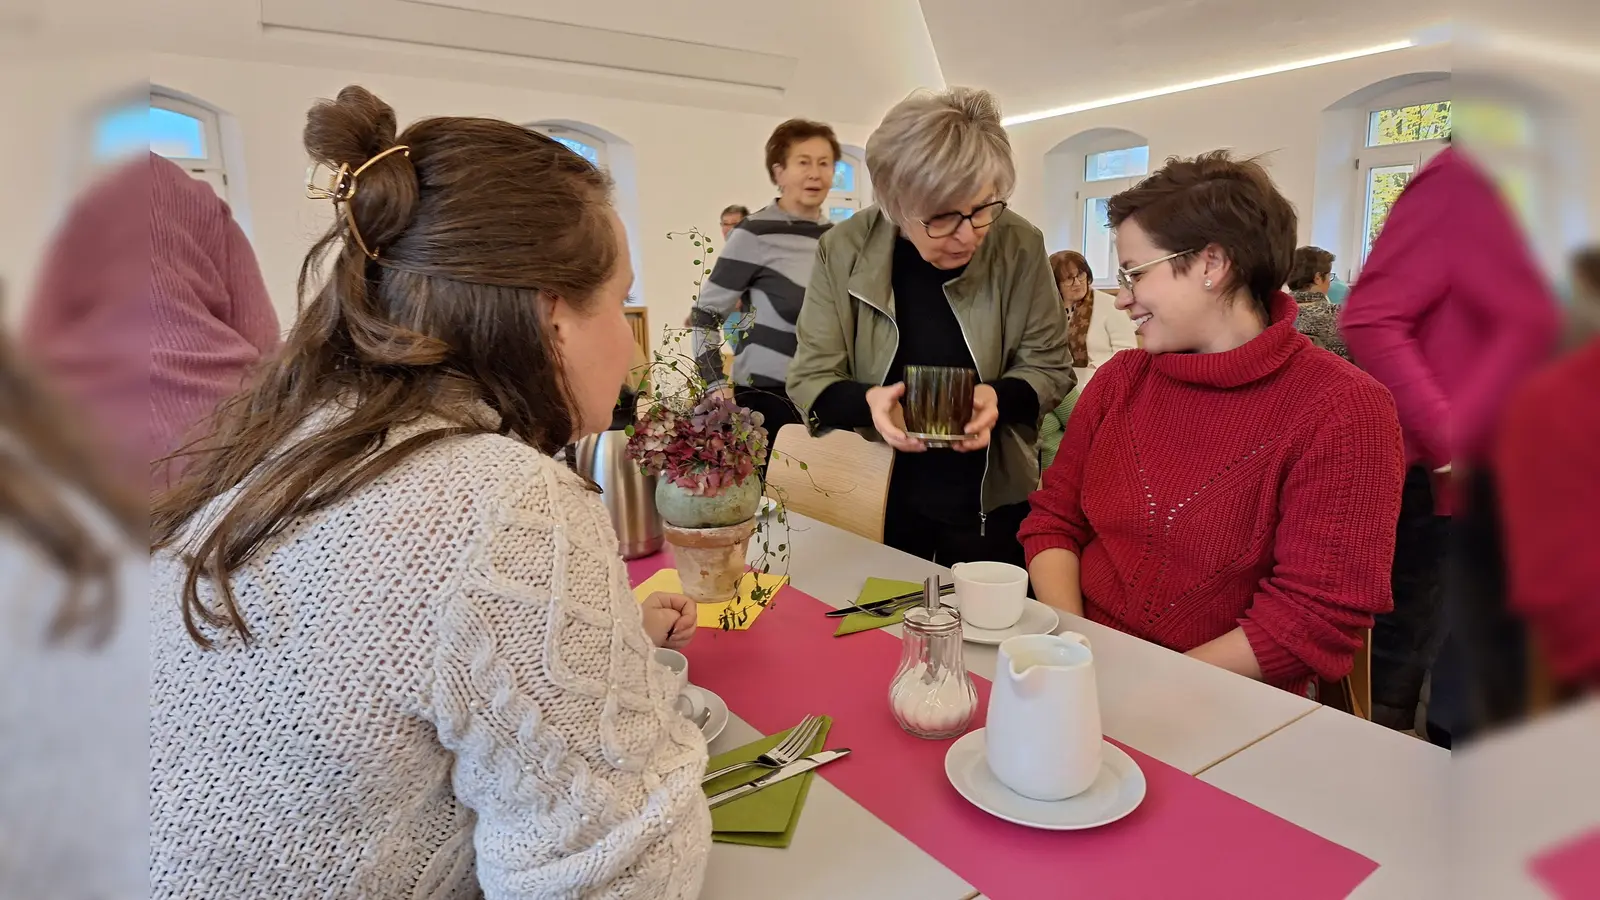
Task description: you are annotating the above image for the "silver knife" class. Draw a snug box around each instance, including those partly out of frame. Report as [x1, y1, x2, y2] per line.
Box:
[825, 584, 953, 617]
[706, 749, 851, 809]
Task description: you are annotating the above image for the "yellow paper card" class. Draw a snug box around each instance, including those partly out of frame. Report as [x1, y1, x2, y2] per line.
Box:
[633, 568, 788, 630]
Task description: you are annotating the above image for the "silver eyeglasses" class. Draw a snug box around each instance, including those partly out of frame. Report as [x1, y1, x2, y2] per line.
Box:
[1116, 249, 1197, 294]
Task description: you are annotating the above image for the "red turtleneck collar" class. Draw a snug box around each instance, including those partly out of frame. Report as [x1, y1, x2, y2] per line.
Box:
[1152, 292, 1309, 389]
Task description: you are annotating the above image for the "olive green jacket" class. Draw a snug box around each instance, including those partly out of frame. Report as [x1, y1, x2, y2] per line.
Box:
[786, 205, 1075, 515]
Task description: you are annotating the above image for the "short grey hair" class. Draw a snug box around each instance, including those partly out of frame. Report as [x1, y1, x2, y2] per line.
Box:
[866, 87, 1016, 228]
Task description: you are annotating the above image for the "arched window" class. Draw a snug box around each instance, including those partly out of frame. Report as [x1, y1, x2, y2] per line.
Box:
[1355, 98, 1452, 265]
[1313, 74, 1451, 280]
[527, 120, 648, 333]
[151, 92, 229, 201]
[1317, 75, 1583, 284]
[1044, 128, 1150, 287]
[533, 123, 608, 170]
[91, 90, 232, 203]
[827, 149, 871, 223]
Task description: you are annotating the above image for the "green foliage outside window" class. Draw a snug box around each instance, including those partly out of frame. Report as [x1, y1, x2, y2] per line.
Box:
[1369, 101, 1452, 146]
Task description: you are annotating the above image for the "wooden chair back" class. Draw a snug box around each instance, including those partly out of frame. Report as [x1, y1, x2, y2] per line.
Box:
[767, 424, 894, 543]
[1319, 628, 1372, 720]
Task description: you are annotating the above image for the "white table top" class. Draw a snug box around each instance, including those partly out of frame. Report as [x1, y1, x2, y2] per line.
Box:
[695, 513, 977, 900]
[698, 512, 1435, 899]
[1198, 707, 1450, 899]
[779, 513, 1320, 774]
[701, 713, 974, 900]
[1452, 698, 1600, 899]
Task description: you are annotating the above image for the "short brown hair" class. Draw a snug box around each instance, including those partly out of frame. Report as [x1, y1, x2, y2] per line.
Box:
[1049, 250, 1093, 286]
[1287, 246, 1335, 291]
[1106, 151, 1297, 319]
[765, 120, 841, 184]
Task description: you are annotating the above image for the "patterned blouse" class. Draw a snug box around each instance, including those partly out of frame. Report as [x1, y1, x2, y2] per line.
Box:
[1292, 290, 1352, 363]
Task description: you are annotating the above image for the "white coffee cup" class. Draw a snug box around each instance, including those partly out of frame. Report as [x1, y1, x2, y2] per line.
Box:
[654, 648, 697, 718]
[951, 561, 1028, 630]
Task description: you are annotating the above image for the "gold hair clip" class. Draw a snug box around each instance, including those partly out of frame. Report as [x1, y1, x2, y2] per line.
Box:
[304, 144, 411, 260]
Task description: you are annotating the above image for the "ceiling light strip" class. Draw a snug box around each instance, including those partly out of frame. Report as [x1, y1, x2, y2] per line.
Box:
[1002, 40, 1418, 127]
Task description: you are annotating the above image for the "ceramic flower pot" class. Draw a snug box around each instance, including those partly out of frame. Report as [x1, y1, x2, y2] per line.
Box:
[654, 476, 763, 604]
[663, 518, 758, 604]
[654, 475, 762, 529]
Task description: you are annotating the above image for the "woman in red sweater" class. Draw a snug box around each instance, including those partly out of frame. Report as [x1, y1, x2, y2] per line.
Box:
[1019, 152, 1406, 691]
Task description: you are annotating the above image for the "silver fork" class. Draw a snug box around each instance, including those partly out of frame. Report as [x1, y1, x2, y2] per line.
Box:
[701, 715, 824, 784]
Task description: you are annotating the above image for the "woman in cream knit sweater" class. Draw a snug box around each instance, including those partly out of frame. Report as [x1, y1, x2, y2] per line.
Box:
[148, 87, 710, 899]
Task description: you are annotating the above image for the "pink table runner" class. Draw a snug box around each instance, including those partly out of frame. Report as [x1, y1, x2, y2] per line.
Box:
[1530, 827, 1600, 899]
[631, 555, 1378, 898]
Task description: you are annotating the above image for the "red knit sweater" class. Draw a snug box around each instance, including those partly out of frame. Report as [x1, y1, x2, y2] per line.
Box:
[1020, 293, 1406, 688]
[1495, 338, 1600, 687]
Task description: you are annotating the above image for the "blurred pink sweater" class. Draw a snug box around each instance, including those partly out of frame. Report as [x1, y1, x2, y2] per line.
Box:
[1340, 146, 1561, 468]
[22, 153, 280, 491]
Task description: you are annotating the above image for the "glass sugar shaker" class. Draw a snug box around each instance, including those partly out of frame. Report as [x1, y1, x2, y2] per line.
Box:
[888, 577, 978, 739]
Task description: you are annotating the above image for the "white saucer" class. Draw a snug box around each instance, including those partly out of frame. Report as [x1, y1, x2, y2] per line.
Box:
[960, 600, 1061, 645]
[944, 729, 1146, 830]
[682, 684, 729, 743]
[758, 496, 780, 518]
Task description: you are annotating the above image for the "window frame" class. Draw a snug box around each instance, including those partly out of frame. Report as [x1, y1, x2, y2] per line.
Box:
[1083, 145, 1150, 183]
[532, 124, 610, 169]
[1079, 176, 1141, 289]
[1054, 134, 1152, 289]
[1365, 100, 1453, 148]
[1351, 100, 1449, 274]
[150, 92, 229, 201]
[1357, 161, 1418, 265]
[828, 152, 868, 222]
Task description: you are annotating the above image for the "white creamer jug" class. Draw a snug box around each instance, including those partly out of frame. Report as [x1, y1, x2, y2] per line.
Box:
[985, 632, 1103, 801]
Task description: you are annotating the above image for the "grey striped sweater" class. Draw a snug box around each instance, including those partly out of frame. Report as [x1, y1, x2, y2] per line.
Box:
[691, 204, 831, 390]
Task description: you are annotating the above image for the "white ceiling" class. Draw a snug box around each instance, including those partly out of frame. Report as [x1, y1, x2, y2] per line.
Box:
[916, 0, 1456, 121]
[27, 0, 1600, 128]
[116, 0, 944, 127]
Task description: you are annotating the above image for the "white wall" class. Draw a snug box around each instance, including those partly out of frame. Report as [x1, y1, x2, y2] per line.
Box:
[150, 52, 877, 352]
[1006, 45, 1455, 262]
[0, 41, 149, 324]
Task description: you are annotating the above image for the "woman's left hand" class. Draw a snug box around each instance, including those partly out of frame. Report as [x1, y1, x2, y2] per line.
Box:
[956, 384, 999, 452]
[641, 591, 697, 649]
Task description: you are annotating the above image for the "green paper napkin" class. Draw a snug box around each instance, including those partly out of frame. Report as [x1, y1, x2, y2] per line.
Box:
[703, 717, 833, 847]
[833, 577, 923, 636]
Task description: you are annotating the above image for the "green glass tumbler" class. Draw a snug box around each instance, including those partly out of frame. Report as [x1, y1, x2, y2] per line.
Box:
[902, 365, 976, 447]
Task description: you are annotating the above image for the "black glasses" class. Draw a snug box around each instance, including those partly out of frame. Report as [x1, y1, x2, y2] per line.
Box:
[919, 200, 1007, 239]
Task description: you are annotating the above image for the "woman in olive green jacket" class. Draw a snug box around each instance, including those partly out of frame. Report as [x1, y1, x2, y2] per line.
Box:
[786, 87, 1074, 565]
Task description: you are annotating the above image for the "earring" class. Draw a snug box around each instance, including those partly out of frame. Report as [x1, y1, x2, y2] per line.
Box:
[1203, 278, 1213, 290]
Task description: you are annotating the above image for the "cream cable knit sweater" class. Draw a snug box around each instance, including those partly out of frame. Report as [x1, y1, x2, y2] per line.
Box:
[150, 416, 711, 899]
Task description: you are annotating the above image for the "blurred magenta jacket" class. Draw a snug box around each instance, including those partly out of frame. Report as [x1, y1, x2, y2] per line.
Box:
[1340, 146, 1561, 468]
[22, 153, 280, 491]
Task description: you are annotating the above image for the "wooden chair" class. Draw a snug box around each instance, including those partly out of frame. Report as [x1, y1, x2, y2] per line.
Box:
[767, 424, 894, 543]
[1318, 628, 1372, 720]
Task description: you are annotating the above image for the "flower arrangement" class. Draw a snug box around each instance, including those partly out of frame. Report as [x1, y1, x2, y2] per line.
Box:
[622, 226, 796, 628]
[627, 392, 768, 496]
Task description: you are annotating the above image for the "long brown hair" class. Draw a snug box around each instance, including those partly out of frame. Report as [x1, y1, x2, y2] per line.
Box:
[1049, 250, 1093, 368]
[150, 85, 619, 648]
[0, 336, 144, 647]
